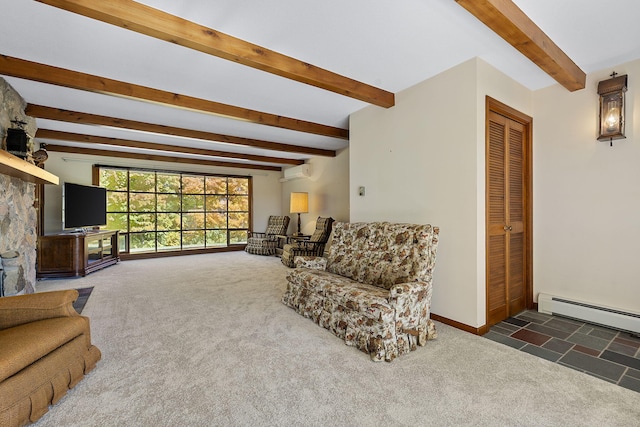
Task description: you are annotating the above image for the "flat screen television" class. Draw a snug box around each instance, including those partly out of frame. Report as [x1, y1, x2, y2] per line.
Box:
[63, 182, 107, 230]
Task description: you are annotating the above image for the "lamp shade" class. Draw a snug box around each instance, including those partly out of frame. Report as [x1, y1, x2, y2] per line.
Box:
[290, 192, 308, 213]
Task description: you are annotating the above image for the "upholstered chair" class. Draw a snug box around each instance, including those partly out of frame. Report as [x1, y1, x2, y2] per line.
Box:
[245, 215, 290, 256]
[281, 217, 334, 267]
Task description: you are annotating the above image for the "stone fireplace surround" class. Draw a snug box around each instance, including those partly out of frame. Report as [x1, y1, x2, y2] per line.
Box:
[1, 78, 39, 296]
[0, 176, 37, 296]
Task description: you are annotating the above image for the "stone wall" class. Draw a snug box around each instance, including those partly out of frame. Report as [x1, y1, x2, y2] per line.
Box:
[0, 177, 37, 295]
[0, 77, 38, 295]
[1, 78, 37, 155]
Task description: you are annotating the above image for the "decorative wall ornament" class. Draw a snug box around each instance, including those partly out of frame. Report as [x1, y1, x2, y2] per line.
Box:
[32, 143, 49, 166]
[4, 118, 36, 163]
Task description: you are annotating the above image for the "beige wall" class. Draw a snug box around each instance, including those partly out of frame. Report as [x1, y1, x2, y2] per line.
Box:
[42, 151, 283, 234]
[533, 58, 640, 314]
[350, 58, 532, 327]
[351, 55, 640, 326]
[280, 148, 350, 235]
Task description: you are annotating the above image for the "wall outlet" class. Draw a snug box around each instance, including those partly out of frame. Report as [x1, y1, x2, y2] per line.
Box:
[358, 186, 365, 196]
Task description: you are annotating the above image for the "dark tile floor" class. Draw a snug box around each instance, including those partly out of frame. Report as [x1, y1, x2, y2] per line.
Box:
[485, 310, 640, 393]
[73, 286, 94, 314]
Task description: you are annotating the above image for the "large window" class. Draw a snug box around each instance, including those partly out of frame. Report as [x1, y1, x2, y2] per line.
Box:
[97, 166, 251, 255]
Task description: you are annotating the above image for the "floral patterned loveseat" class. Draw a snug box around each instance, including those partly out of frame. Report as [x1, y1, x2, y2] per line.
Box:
[282, 221, 439, 361]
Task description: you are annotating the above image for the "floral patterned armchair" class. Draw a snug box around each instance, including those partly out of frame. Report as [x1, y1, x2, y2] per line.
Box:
[245, 215, 290, 256]
[282, 222, 439, 361]
[280, 217, 334, 268]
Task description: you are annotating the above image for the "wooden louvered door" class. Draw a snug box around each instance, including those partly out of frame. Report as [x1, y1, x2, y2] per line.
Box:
[486, 99, 532, 327]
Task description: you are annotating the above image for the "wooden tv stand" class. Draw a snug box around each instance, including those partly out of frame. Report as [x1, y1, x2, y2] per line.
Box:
[37, 230, 120, 278]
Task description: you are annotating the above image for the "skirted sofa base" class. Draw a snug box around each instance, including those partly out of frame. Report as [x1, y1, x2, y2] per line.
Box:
[0, 290, 101, 426]
[282, 222, 439, 362]
[282, 266, 438, 361]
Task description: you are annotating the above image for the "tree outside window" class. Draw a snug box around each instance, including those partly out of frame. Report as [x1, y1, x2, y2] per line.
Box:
[98, 167, 250, 254]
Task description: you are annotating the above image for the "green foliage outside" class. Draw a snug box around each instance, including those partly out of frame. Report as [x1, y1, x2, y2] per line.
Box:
[100, 169, 128, 191]
[157, 213, 180, 231]
[100, 168, 250, 253]
[129, 232, 155, 253]
[229, 230, 248, 244]
[157, 174, 180, 193]
[157, 194, 181, 212]
[183, 194, 204, 212]
[157, 231, 181, 251]
[206, 230, 227, 247]
[107, 213, 128, 232]
[130, 193, 155, 212]
[129, 171, 155, 192]
[107, 192, 127, 212]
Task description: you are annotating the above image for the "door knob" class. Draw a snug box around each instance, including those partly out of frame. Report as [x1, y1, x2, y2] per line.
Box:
[503, 225, 513, 231]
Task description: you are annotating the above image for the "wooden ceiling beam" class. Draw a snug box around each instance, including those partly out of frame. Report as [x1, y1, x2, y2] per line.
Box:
[25, 104, 336, 157]
[456, 0, 586, 91]
[36, 129, 304, 166]
[0, 54, 348, 139]
[35, 0, 394, 108]
[43, 144, 282, 172]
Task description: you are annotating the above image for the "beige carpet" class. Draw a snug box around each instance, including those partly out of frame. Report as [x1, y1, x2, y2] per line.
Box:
[34, 252, 640, 426]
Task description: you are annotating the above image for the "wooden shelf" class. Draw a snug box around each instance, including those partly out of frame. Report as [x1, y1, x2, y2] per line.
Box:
[0, 150, 59, 185]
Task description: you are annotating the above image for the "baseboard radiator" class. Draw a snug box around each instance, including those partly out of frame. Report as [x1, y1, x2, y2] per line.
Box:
[538, 293, 640, 335]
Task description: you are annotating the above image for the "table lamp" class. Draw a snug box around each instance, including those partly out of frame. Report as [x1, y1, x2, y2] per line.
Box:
[290, 192, 308, 236]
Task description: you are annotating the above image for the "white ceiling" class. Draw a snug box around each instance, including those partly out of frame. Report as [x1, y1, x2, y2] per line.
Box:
[1, 0, 640, 170]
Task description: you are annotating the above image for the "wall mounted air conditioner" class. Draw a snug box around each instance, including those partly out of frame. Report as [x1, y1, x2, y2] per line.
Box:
[538, 293, 640, 335]
[281, 164, 311, 182]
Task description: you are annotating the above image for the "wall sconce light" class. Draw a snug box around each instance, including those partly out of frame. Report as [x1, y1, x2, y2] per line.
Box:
[290, 192, 309, 236]
[597, 72, 627, 146]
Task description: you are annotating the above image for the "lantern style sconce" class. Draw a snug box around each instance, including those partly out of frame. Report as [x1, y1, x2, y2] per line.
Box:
[597, 72, 627, 146]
